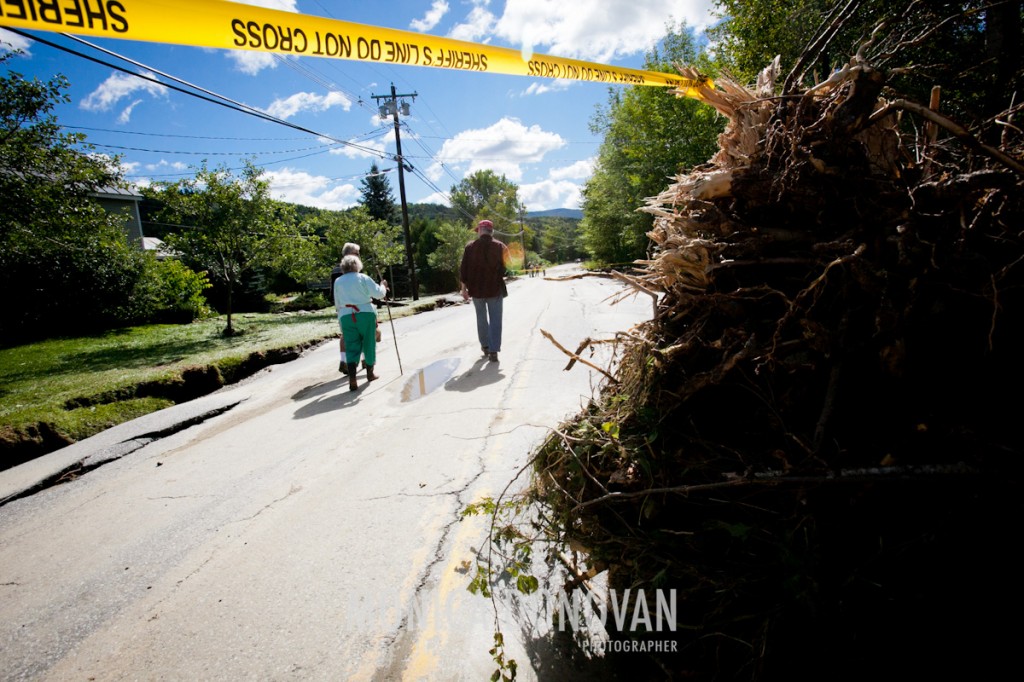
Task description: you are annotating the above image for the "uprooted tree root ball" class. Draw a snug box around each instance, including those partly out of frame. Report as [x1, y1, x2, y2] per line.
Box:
[524, 45, 1023, 682]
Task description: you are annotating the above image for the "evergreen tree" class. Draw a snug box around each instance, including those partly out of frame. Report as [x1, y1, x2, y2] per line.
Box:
[359, 161, 397, 224]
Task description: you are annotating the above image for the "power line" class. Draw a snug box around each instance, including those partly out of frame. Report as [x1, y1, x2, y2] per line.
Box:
[91, 142, 340, 156]
[62, 126, 310, 142]
[10, 28, 573, 218]
[6, 28, 389, 160]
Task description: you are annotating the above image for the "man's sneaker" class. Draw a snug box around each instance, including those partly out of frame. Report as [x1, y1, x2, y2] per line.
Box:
[488, 351, 498, 362]
[338, 360, 345, 373]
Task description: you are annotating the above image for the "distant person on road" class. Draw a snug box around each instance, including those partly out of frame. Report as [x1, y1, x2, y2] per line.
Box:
[334, 253, 387, 391]
[459, 219, 510, 363]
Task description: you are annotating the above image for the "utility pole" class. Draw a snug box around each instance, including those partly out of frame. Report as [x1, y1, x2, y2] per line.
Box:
[372, 83, 419, 300]
[518, 204, 528, 271]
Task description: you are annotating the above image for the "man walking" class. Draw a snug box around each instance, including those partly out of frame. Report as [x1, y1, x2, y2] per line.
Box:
[460, 219, 510, 362]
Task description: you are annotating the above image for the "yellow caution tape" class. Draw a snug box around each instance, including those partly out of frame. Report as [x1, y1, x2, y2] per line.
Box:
[0, 0, 711, 97]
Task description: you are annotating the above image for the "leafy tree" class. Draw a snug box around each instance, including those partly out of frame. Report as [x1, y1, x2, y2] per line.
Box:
[534, 217, 585, 263]
[0, 51, 147, 341]
[579, 157, 641, 264]
[409, 215, 444, 292]
[318, 205, 404, 278]
[407, 202, 456, 223]
[130, 256, 212, 323]
[359, 161, 397, 224]
[449, 169, 521, 231]
[261, 203, 325, 289]
[146, 160, 288, 335]
[580, 23, 724, 264]
[708, 0, 1022, 127]
[707, 0, 826, 86]
[427, 220, 473, 291]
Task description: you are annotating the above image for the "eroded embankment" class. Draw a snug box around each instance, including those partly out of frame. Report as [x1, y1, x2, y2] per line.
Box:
[0, 338, 330, 471]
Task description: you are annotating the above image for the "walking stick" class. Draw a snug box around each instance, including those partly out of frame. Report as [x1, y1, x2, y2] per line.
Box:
[375, 264, 403, 375]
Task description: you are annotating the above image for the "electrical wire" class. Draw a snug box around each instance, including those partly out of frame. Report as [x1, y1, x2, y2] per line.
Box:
[5, 28, 389, 159]
[89, 142, 341, 156]
[62, 125, 309, 141]
[8, 28, 585, 217]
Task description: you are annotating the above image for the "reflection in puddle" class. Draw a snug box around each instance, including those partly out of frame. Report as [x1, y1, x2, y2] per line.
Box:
[400, 357, 461, 402]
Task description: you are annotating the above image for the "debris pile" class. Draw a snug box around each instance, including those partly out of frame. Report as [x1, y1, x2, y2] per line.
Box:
[532, 44, 1023, 680]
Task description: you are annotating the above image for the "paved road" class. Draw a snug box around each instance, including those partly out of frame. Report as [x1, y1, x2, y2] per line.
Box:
[0, 263, 650, 681]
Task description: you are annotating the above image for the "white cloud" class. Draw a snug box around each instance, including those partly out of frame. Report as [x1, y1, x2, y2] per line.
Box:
[329, 125, 391, 160]
[85, 152, 120, 171]
[549, 158, 594, 181]
[519, 79, 573, 97]
[520, 178, 582, 211]
[236, 0, 298, 9]
[517, 158, 595, 211]
[0, 28, 32, 54]
[419, 191, 451, 206]
[448, 5, 497, 42]
[145, 159, 189, 173]
[227, 50, 279, 76]
[128, 160, 190, 191]
[264, 168, 361, 210]
[411, 0, 449, 32]
[494, 0, 717, 63]
[264, 91, 352, 119]
[80, 71, 167, 112]
[225, 0, 299, 74]
[332, 139, 388, 160]
[431, 117, 565, 182]
[117, 99, 143, 124]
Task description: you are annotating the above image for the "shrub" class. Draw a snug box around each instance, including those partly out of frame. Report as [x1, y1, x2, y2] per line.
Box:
[131, 256, 212, 323]
[269, 290, 331, 313]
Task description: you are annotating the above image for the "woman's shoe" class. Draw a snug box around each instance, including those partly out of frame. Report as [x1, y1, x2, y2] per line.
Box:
[366, 365, 379, 381]
[347, 363, 359, 391]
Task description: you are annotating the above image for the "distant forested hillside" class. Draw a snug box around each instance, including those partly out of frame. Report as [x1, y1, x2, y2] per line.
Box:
[526, 208, 583, 219]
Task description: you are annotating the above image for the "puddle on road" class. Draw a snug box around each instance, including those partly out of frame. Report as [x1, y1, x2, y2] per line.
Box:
[400, 357, 461, 402]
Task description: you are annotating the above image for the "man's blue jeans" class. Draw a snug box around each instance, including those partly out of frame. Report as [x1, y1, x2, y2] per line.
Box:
[473, 296, 503, 352]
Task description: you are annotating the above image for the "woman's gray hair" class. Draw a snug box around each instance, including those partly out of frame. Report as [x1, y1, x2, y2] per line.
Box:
[340, 254, 363, 274]
[342, 242, 360, 256]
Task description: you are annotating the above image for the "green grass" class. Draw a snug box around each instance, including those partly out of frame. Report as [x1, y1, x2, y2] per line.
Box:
[0, 292, 454, 450]
[0, 310, 338, 442]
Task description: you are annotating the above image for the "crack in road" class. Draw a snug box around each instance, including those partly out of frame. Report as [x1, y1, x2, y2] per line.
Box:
[443, 422, 550, 440]
[0, 401, 243, 510]
[370, 435, 493, 680]
[228, 483, 303, 523]
[147, 494, 219, 500]
[371, 340, 543, 679]
[360, 490, 461, 501]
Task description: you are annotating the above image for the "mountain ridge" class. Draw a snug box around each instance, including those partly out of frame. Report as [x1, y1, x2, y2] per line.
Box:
[526, 208, 583, 219]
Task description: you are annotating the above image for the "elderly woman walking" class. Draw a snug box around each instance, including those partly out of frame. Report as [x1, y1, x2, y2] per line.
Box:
[333, 253, 387, 391]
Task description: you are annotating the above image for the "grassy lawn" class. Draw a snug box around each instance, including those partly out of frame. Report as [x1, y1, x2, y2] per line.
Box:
[0, 292, 455, 465]
[0, 310, 338, 444]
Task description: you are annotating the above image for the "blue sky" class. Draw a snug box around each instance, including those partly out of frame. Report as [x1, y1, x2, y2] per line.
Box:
[1, 0, 717, 212]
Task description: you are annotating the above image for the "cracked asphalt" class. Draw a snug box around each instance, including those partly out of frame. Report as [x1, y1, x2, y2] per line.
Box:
[0, 263, 650, 681]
